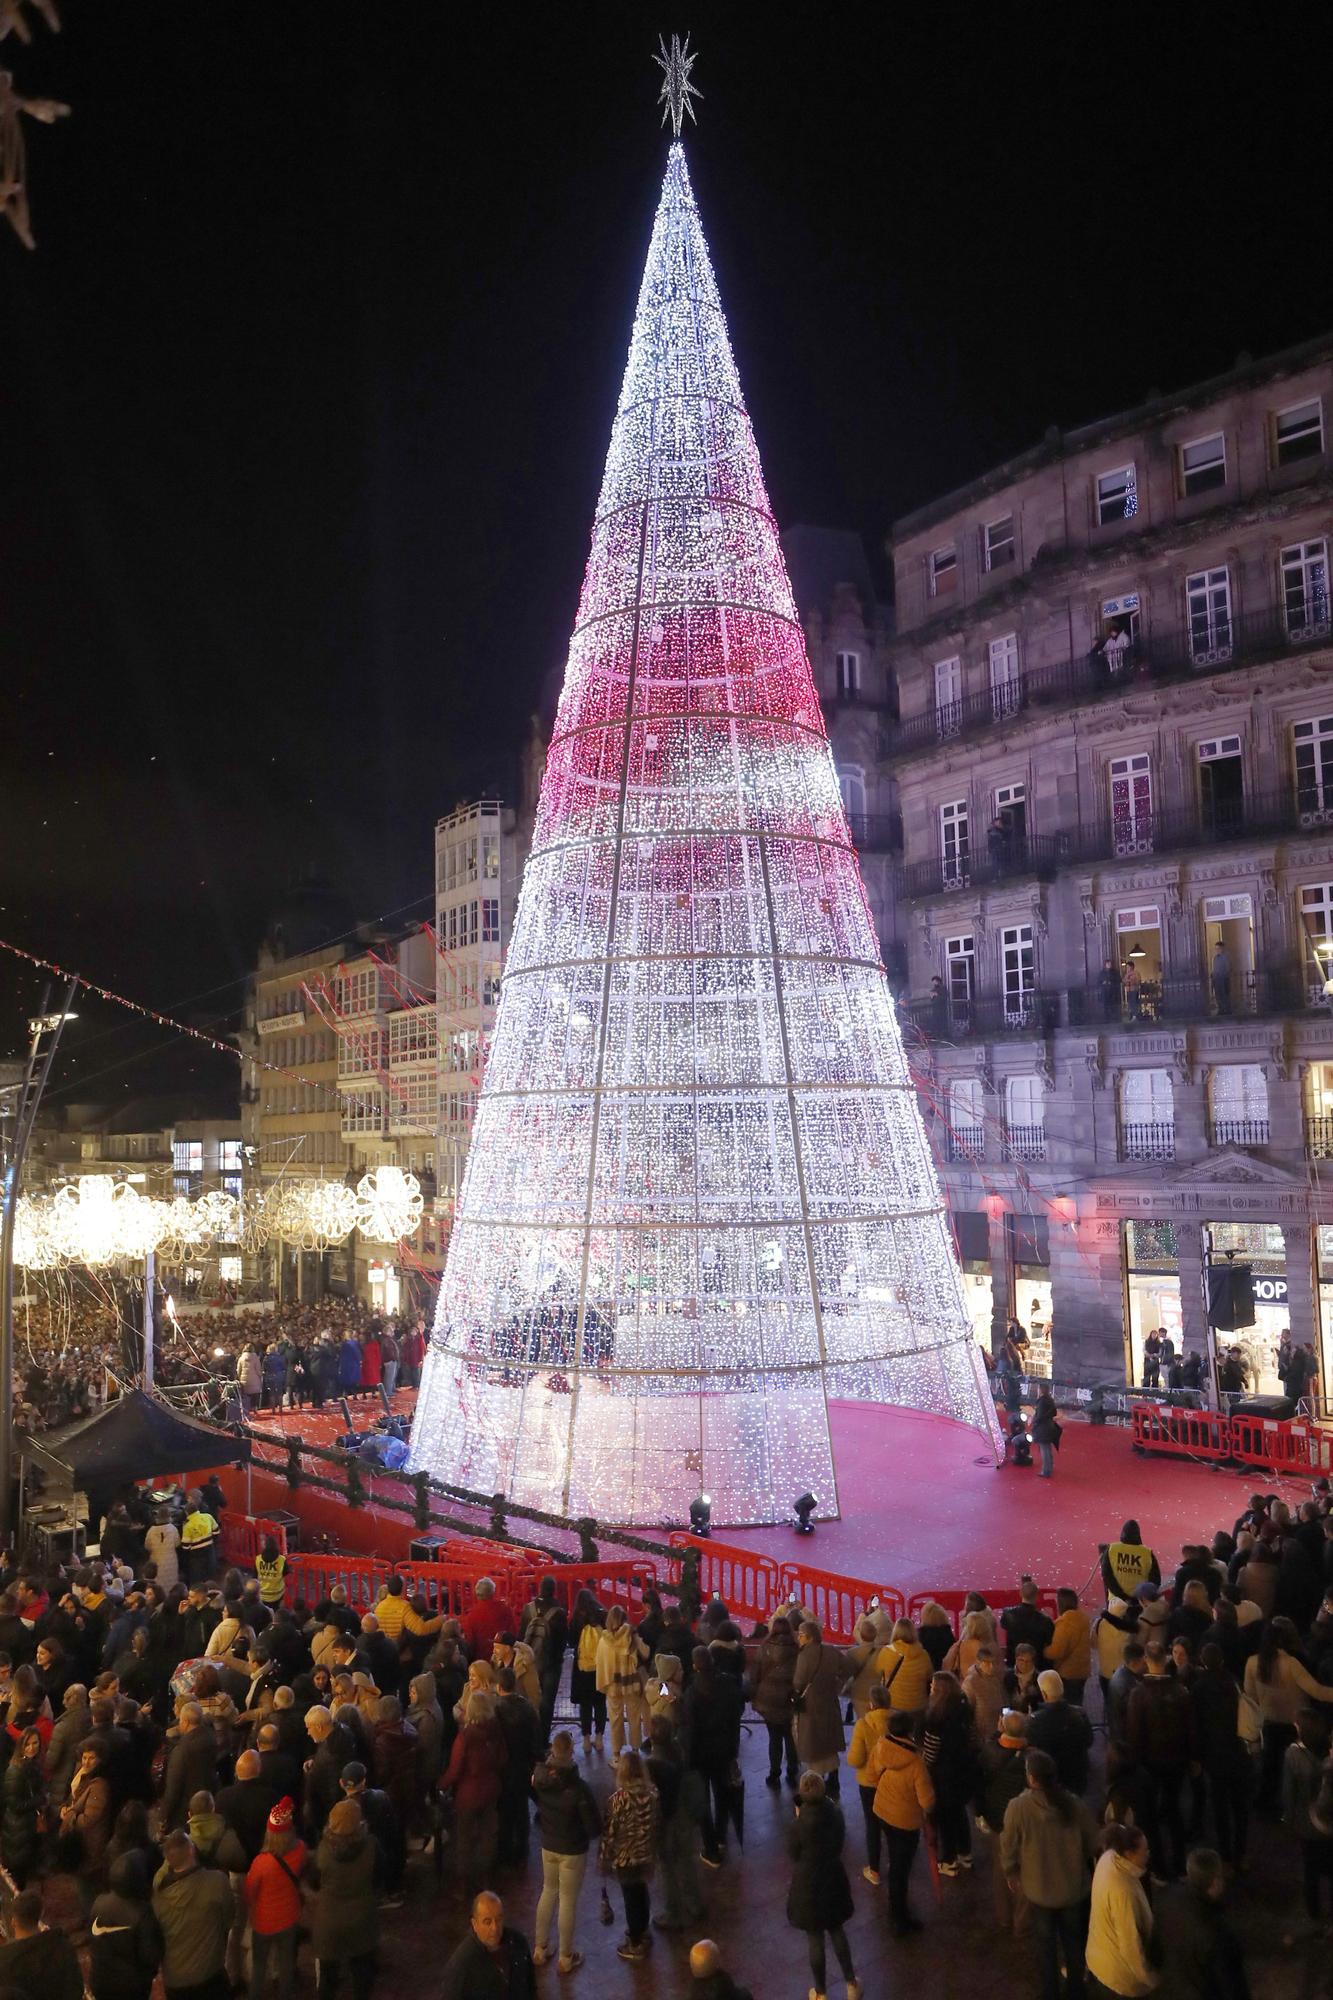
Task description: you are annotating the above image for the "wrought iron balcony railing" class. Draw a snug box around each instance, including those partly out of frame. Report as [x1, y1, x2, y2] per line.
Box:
[1209, 1118, 1270, 1148]
[901, 833, 1066, 899]
[1120, 1121, 1176, 1162]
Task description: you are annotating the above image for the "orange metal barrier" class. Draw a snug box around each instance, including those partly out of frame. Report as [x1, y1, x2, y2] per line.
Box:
[284, 1550, 392, 1611]
[777, 1562, 906, 1644]
[1131, 1402, 1231, 1461]
[1287, 1420, 1333, 1475]
[667, 1534, 785, 1622]
[527, 1561, 658, 1616]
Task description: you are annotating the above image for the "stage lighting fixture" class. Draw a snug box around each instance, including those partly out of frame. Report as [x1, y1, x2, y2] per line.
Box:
[793, 1492, 818, 1535]
[689, 1493, 713, 1537]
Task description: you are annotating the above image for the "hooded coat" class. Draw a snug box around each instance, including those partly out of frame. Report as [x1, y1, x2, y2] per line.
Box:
[90, 1856, 163, 2000]
[311, 1824, 379, 1961]
[646, 1654, 684, 1727]
[785, 1793, 854, 1933]
[868, 1731, 935, 1831]
[792, 1640, 845, 1767]
[747, 1627, 799, 1726]
[407, 1675, 444, 1790]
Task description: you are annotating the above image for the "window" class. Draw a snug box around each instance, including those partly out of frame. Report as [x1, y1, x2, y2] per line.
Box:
[838, 765, 867, 823]
[945, 934, 975, 1008]
[1301, 884, 1333, 1003]
[1294, 718, 1333, 824]
[1281, 538, 1330, 637]
[388, 1009, 437, 1063]
[1179, 433, 1226, 497]
[481, 898, 501, 943]
[940, 800, 970, 888]
[1186, 565, 1233, 663]
[482, 834, 500, 879]
[1109, 754, 1153, 855]
[1096, 464, 1138, 524]
[171, 1141, 203, 1175]
[481, 963, 503, 1007]
[1197, 735, 1245, 832]
[1004, 1075, 1046, 1161]
[1274, 398, 1324, 467]
[218, 1140, 243, 1173]
[988, 632, 1021, 720]
[835, 650, 862, 696]
[1121, 1069, 1174, 1159]
[929, 547, 957, 597]
[1209, 1065, 1269, 1146]
[1000, 923, 1035, 1023]
[984, 517, 1014, 571]
[933, 656, 962, 738]
[947, 1078, 985, 1161]
[994, 781, 1027, 846]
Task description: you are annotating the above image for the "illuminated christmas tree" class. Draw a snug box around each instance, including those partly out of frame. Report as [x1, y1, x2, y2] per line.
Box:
[410, 123, 1003, 1526]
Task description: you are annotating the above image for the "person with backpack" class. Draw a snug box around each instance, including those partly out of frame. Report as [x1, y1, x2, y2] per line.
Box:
[569, 1592, 606, 1756]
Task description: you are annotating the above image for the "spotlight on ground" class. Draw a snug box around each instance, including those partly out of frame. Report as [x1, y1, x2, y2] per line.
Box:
[793, 1491, 818, 1534]
[689, 1492, 713, 1537]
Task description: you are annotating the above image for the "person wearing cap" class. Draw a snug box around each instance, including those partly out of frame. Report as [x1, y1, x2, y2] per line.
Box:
[310, 1798, 380, 2000]
[440, 1890, 535, 2000]
[687, 1938, 753, 2000]
[244, 1798, 307, 2000]
[1026, 1671, 1093, 1795]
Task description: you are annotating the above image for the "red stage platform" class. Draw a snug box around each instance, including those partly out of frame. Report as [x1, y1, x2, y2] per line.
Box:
[241, 1393, 1310, 1604]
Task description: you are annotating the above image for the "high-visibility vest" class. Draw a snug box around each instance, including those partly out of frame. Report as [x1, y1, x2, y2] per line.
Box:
[255, 1552, 287, 1606]
[1106, 1540, 1154, 1594]
[181, 1510, 218, 1549]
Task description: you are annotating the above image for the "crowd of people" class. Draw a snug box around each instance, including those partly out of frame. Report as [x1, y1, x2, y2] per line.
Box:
[3, 1457, 1333, 1995]
[11, 1296, 426, 1435]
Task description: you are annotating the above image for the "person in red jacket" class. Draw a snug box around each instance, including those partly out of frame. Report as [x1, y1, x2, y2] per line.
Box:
[461, 1579, 516, 1662]
[359, 1331, 383, 1398]
[441, 1690, 508, 1899]
[244, 1797, 307, 2000]
[399, 1321, 426, 1391]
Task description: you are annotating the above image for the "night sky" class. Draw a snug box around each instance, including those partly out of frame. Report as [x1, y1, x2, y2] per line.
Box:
[3, 4, 1332, 1106]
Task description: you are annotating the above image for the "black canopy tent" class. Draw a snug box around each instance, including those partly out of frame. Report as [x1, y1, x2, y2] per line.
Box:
[18, 1388, 247, 1487]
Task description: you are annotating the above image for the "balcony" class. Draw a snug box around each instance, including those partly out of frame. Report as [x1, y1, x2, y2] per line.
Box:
[946, 1123, 985, 1162]
[845, 810, 903, 854]
[1210, 1117, 1270, 1148]
[1120, 1121, 1176, 1162]
[901, 832, 1065, 900]
[900, 989, 1062, 1042]
[886, 600, 1332, 759]
[1004, 1123, 1047, 1162]
[1306, 1115, 1333, 1161]
[1064, 787, 1311, 867]
[1066, 967, 1307, 1027]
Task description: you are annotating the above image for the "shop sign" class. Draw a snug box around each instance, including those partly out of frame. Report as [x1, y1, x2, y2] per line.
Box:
[1253, 1276, 1289, 1304]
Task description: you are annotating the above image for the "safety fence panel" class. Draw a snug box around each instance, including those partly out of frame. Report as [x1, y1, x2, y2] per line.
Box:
[778, 1563, 906, 1644]
[1287, 1421, 1333, 1475]
[1228, 1413, 1306, 1472]
[283, 1550, 392, 1611]
[218, 1516, 288, 1566]
[666, 1534, 785, 1622]
[1131, 1402, 1230, 1461]
[527, 1562, 658, 1616]
[382, 1561, 513, 1617]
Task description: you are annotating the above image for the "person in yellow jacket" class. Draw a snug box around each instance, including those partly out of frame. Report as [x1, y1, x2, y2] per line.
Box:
[846, 1683, 893, 1886]
[866, 1710, 935, 1936]
[873, 1618, 932, 1717]
[1045, 1589, 1093, 1706]
[595, 1607, 649, 1758]
[254, 1537, 287, 1610]
[180, 1491, 219, 1584]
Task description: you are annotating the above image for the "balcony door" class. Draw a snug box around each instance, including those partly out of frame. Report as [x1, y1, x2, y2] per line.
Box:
[1110, 754, 1153, 856]
[1000, 922, 1035, 1026]
[988, 633, 1022, 721]
[1202, 893, 1254, 1014]
[1197, 735, 1244, 837]
[934, 656, 962, 739]
[1114, 905, 1162, 1018]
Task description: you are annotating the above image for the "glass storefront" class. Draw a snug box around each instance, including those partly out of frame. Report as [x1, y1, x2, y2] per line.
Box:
[1125, 1221, 1182, 1384]
[954, 1211, 994, 1355]
[1320, 1227, 1333, 1404]
[1010, 1214, 1052, 1375]
[1208, 1223, 1286, 1396]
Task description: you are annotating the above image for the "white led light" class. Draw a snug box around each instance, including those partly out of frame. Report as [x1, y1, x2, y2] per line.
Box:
[409, 144, 1003, 1525]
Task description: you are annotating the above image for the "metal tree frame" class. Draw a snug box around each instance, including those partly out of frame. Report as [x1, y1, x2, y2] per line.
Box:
[409, 143, 1003, 1527]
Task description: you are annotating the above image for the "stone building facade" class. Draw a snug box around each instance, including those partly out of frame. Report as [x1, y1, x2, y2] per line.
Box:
[883, 333, 1333, 1393]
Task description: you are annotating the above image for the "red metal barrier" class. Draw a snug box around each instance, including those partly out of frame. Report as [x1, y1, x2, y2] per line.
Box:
[777, 1562, 906, 1644]
[284, 1550, 392, 1611]
[527, 1562, 658, 1616]
[1287, 1420, 1333, 1475]
[218, 1516, 288, 1566]
[667, 1534, 784, 1622]
[1228, 1412, 1310, 1472]
[1131, 1402, 1231, 1461]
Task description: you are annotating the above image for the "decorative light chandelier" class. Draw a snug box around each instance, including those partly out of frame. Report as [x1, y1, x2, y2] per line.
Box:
[354, 1166, 423, 1243]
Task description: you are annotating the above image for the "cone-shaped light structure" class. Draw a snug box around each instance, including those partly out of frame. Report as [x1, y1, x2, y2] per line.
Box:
[410, 144, 1004, 1525]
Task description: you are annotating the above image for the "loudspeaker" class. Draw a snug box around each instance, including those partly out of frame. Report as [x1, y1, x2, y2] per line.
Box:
[1229, 1393, 1295, 1419]
[1208, 1260, 1256, 1330]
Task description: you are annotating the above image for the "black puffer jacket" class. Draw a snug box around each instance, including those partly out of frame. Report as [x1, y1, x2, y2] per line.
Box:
[785, 1795, 853, 1933]
[531, 1761, 601, 1855]
[89, 1858, 163, 2000]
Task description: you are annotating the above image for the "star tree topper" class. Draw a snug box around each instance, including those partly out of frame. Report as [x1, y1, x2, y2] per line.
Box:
[653, 31, 701, 138]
